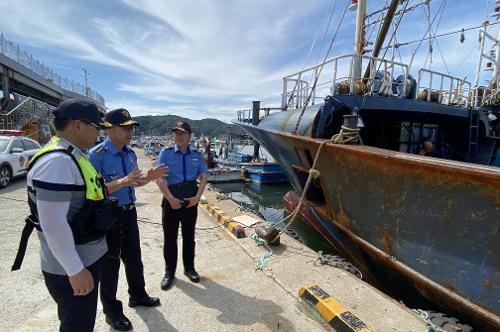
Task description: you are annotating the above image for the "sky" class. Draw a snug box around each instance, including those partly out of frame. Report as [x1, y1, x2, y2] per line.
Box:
[0, 0, 497, 122]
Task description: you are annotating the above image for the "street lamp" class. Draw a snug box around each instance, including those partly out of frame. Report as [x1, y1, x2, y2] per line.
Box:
[82, 67, 89, 97]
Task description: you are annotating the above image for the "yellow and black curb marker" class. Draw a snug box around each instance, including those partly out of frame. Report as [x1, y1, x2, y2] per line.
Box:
[206, 204, 245, 238]
[299, 284, 375, 332]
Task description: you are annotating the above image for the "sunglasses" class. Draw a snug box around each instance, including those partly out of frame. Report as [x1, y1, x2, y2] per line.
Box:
[79, 120, 102, 130]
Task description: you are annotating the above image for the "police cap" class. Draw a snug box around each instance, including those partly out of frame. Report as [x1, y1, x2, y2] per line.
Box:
[171, 121, 192, 134]
[103, 108, 139, 127]
[52, 98, 104, 124]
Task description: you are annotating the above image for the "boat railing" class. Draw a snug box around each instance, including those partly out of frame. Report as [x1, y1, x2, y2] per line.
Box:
[469, 85, 500, 108]
[416, 68, 472, 107]
[281, 53, 410, 109]
[236, 107, 283, 123]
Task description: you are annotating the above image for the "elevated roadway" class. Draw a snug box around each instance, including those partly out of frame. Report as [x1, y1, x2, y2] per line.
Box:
[0, 52, 105, 111]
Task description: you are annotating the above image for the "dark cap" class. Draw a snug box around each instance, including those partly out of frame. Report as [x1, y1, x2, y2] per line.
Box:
[52, 98, 103, 124]
[171, 121, 191, 134]
[102, 108, 139, 127]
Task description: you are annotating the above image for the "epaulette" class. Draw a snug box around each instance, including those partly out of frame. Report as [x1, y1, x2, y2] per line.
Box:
[94, 145, 107, 155]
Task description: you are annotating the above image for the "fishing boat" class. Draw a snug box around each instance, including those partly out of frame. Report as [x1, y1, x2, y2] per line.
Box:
[234, 1, 500, 330]
[242, 162, 289, 184]
[218, 145, 289, 184]
[207, 166, 243, 183]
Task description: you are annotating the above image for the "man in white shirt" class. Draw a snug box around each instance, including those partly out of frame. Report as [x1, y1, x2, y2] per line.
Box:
[26, 98, 108, 332]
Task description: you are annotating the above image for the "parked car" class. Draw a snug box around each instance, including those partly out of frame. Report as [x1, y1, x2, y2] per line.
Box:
[144, 142, 164, 156]
[0, 135, 41, 188]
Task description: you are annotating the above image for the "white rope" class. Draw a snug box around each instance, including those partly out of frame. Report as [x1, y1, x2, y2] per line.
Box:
[407, 0, 448, 72]
[270, 126, 362, 243]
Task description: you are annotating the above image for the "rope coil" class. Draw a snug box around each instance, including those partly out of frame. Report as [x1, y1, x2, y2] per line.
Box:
[333, 125, 363, 144]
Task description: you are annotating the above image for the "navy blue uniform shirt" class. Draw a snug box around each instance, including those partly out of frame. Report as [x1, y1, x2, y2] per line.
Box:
[89, 138, 137, 206]
[157, 144, 208, 185]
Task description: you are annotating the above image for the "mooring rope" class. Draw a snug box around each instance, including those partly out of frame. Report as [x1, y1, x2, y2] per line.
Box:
[267, 124, 362, 247]
[250, 233, 274, 270]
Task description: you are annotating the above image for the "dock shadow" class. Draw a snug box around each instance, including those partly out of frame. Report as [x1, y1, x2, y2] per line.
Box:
[176, 278, 296, 331]
[130, 307, 178, 332]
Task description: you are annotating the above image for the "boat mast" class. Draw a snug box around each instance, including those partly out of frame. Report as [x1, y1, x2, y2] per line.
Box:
[492, 28, 500, 88]
[474, 23, 488, 90]
[351, 0, 366, 92]
[363, 0, 400, 80]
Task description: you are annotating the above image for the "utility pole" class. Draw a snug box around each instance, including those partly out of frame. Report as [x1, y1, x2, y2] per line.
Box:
[82, 67, 89, 97]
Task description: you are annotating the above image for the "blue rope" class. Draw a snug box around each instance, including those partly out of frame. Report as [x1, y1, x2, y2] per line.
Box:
[250, 233, 273, 270]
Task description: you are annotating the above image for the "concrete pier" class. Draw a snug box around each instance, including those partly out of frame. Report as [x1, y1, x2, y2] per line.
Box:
[0, 150, 427, 331]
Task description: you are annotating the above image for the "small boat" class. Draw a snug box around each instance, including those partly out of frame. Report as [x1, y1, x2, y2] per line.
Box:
[241, 162, 288, 184]
[207, 166, 243, 183]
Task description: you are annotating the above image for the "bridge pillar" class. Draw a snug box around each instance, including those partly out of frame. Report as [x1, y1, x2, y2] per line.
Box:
[1, 65, 11, 110]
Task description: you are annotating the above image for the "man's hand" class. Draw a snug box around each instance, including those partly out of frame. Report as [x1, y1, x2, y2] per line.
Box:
[168, 196, 184, 210]
[184, 196, 200, 208]
[146, 164, 168, 181]
[68, 268, 94, 296]
[122, 169, 143, 187]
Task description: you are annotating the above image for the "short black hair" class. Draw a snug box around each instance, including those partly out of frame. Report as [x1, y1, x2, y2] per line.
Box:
[54, 118, 71, 131]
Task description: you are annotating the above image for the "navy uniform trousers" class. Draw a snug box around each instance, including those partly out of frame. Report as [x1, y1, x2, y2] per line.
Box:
[161, 202, 198, 275]
[100, 207, 147, 317]
[43, 257, 104, 332]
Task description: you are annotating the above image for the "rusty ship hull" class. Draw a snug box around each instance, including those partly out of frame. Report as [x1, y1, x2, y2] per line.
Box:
[237, 115, 500, 330]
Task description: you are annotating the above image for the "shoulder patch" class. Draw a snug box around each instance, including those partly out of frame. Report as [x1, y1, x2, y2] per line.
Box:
[94, 146, 107, 155]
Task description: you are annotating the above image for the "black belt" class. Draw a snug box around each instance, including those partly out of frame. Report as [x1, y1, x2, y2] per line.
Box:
[122, 203, 135, 210]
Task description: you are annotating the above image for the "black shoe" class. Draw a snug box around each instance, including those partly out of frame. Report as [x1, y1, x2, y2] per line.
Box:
[128, 295, 161, 308]
[184, 270, 200, 283]
[161, 274, 174, 290]
[105, 314, 133, 331]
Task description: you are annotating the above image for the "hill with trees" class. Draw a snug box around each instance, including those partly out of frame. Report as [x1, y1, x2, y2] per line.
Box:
[132, 115, 245, 137]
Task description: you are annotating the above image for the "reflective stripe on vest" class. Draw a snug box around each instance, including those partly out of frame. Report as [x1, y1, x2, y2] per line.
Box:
[29, 136, 105, 201]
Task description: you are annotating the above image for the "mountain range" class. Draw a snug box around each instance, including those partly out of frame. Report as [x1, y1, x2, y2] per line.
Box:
[132, 115, 245, 137]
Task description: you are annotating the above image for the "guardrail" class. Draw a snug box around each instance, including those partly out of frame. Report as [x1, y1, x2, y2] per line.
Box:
[280, 53, 483, 110]
[0, 33, 105, 105]
[416, 68, 471, 107]
[282, 53, 410, 109]
[236, 107, 282, 123]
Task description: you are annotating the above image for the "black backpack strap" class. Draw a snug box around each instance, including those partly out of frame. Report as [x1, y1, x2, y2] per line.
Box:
[11, 215, 40, 271]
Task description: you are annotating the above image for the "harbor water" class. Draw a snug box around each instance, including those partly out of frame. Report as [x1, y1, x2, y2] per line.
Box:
[211, 182, 335, 254]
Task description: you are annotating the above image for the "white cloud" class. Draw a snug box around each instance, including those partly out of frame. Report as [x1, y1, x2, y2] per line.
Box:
[0, 0, 495, 122]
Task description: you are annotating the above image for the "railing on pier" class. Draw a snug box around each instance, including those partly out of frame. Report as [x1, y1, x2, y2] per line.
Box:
[0, 33, 105, 105]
